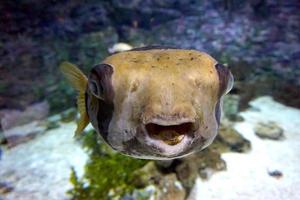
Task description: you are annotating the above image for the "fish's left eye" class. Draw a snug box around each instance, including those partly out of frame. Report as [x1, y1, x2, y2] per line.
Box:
[215, 63, 234, 97]
[88, 63, 114, 101]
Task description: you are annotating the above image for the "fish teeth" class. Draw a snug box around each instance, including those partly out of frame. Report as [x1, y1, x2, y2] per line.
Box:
[158, 130, 185, 145]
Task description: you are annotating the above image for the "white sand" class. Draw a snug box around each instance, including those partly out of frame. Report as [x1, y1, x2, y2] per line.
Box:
[188, 96, 300, 200]
[0, 122, 88, 200]
[1, 96, 299, 200]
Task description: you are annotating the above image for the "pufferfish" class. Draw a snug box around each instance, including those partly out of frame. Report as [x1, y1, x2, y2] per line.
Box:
[60, 46, 233, 160]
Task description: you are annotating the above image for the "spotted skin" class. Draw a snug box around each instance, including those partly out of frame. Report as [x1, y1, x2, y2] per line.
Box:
[84, 47, 233, 160]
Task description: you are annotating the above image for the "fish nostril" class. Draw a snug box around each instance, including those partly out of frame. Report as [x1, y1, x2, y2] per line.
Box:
[145, 122, 194, 145]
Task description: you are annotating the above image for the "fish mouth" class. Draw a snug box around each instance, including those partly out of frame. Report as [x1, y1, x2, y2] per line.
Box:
[145, 122, 194, 145]
[136, 120, 199, 158]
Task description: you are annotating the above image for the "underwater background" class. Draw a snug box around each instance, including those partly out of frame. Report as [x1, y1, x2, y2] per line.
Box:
[0, 0, 299, 199]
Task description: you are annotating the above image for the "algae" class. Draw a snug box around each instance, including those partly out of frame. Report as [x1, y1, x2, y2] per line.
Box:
[68, 130, 147, 200]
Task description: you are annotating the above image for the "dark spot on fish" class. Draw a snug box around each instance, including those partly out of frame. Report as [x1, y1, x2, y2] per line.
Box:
[151, 65, 155, 68]
[130, 81, 139, 93]
[97, 100, 114, 142]
[195, 79, 201, 88]
[128, 45, 179, 51]
[157, 58, 160, 61]
[90, 64, 114, 101]
[190, 57, 194, 60]
[167, 56, 170, 59]
[88, 64, 115, 142]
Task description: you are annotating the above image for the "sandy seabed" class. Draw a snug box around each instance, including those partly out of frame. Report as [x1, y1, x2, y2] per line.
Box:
[0, 123, 88, 200]
[1, 96, 300, 200]
[188, 96, 300, 200]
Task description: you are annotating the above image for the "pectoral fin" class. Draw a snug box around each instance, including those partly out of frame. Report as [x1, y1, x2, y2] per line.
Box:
[60, 62, 89, 136]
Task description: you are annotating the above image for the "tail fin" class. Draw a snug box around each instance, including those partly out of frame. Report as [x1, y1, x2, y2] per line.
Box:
[60, 62, 89, 136]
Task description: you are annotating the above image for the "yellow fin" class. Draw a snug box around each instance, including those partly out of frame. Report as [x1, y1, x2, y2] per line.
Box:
[60, 62, 89, 136]
[60, 62, 88, 92]
[74, 92, 89, 136]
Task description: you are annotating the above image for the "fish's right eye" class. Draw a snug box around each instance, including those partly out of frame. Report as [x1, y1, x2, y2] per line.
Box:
[89, 80, 104, 99]
[88, 63, 114, 101]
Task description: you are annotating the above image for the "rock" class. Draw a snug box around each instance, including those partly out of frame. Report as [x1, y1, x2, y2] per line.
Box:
[44, 114, 61, 130]
[0, 131, 6, 144]
[0, 182, 13, 195]
[130, 175, 186, 200]
[213, 124, 251, 153]
[156, 173, 186, 200]
[176, 149, 226, 191]
[127, 185, 157, 200]
[0, 101, 49, 130]
[132, 161, 162, 187]
[0, 110, 21, 130]
[254, 121, 284, 140]
[268, 169, 283, 179]
[130, 174, 186, 200]
[2, 121, 46, 148]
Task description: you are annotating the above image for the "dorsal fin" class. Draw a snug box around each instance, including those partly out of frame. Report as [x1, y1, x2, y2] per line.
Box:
[60, 62, 89, 136]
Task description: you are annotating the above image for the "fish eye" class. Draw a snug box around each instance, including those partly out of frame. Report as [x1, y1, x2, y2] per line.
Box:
[88, 63, 114, 101]
[215, 63, 234, 96]
[89, 80, 104, 99]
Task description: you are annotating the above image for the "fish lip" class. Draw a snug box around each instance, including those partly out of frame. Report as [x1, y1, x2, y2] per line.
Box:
[135, 119, 199, 157]
[140, 129, 194, 157]
[143, 118, 196, 126]
[143, 117, 196, 126]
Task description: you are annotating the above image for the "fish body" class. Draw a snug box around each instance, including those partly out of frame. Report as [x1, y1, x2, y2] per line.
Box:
[60, 47, 233, 160]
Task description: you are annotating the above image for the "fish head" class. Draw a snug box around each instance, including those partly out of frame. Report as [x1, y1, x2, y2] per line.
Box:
[86, 49, 233, 160]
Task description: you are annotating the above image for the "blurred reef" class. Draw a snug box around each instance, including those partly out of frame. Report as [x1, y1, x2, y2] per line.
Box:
[0, 0, 300, 199]
[0, 0, 300, 114]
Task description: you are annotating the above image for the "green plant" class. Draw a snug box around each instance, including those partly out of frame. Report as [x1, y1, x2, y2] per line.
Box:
[68, 131, 147, 200]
